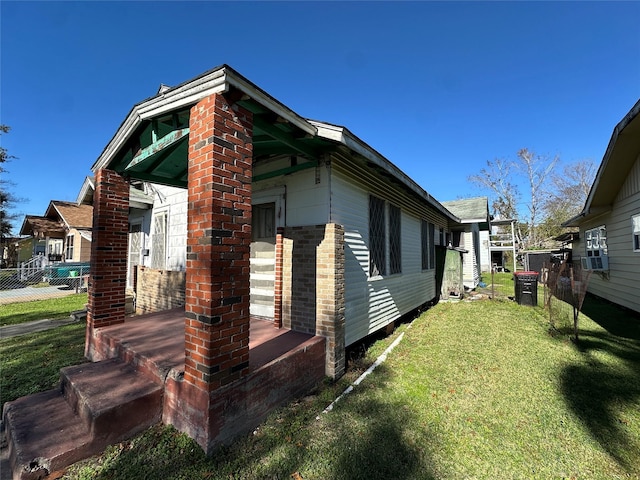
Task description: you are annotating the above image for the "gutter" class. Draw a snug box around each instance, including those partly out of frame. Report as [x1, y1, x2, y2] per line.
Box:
[309, 120, 459, 222]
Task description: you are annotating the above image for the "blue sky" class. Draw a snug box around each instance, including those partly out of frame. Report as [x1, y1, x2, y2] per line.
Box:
[1, 1, 639, 234]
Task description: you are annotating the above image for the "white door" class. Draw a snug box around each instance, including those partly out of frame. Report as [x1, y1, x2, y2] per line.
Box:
[128, 223, 143, 289]
[250, 203, 276, 318]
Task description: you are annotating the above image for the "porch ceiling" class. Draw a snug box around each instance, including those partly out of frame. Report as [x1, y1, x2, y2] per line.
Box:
[102, 74, 335, 189]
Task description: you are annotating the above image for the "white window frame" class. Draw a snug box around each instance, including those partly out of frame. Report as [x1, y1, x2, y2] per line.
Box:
[65, 234, 74, 260]
[585, 225, 607, 257]
[128, 220, 145, 289]
[633, 214, 640, 253]
[151, 209, 169, 270]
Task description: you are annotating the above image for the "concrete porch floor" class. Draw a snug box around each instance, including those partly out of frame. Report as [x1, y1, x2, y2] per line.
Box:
[91, 307, 319, 379]
[3, 308, 326, 479]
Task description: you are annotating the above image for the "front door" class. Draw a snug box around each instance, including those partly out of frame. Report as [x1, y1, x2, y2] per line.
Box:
[250, 203, 276, 318]
[128, 222, 143, 290]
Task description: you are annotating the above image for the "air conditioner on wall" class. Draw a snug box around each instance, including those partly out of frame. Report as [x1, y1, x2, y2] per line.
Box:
[581, 255, 609, 271]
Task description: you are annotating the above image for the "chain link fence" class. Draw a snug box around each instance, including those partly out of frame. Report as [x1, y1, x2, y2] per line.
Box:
[543, 260, 592, 341]
[0, 262, 89, 305]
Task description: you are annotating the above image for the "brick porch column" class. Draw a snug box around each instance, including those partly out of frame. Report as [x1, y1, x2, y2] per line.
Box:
[85, 168, 129, 359]
[316, 223, 346, 379]
[184, 92, 253, 391]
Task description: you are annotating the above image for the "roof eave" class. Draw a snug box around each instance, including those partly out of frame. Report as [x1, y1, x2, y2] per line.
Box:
[579, 99, 640, 214]
[309, 120, 459, 223]
[561, 206, 612, 228]
[76, 176, 95, 205]
[92, 65, 317, 173]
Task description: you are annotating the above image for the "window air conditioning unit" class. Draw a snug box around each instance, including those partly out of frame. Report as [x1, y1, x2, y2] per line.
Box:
[581, 255, 609, 271]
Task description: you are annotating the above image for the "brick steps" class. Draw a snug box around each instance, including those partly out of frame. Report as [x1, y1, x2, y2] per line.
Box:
[3, 359, 162, 480]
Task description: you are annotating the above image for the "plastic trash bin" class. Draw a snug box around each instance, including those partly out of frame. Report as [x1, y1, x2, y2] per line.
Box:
[514, 271, 539, 306]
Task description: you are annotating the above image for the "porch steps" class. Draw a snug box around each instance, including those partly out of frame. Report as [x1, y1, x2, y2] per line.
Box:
[3, 358, 163, 480]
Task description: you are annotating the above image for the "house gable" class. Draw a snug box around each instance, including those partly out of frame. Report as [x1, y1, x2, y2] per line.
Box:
[565, 98, 640, 314]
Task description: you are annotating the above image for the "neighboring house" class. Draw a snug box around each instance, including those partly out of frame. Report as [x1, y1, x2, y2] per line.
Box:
[77, 175, 156, 292]
[19, 201, 93, 262]
[0, 236, 23, 268]
[442, 197, 491, 288]
[80, 64, 462, 453]
[564, 99, 640, 314]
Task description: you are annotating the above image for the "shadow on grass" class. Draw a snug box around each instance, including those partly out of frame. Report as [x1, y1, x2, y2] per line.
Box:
[321, 380, 429, 479]
[75, 364, 433, 479]
[559, 294, 640, 475]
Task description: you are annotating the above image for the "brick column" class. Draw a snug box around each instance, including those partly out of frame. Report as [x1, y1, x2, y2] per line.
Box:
[316, 223, 346, 379]
[274, 227, 284, 328]
[85, 169, 129, 359]
[184, 92, 253, 392]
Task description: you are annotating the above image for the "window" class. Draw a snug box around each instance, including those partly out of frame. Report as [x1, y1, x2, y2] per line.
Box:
[585, 225, 607, 257]
[389, 205, 401, 274]
[65, 234, 74, 260]
[421, 220, 429, 270]
[128, 223, 143, 289]
[429, 223, 435, 269]
[151, 211, 167, 270]
[252, 203, 276, 241]
[421, 220, 436, 270]
[633, 215, 640, 252]
[369, 196, 404, 277]
[369, 196, 386, 277]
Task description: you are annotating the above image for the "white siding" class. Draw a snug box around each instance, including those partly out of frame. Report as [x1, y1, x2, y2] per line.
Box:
[149, 185, 188, 271]
[576, 154, 640, 313]
[283, 167, 330, 226]
[330, 169, 442, 346]
[461, 230, 476, 289]
[479, 230, 491, 272]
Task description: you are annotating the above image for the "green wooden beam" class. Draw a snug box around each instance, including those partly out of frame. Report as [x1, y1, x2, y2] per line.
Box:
[124, 128, 189, 172]
[126, 171, 187, 189]
[253, 117, 317, 159]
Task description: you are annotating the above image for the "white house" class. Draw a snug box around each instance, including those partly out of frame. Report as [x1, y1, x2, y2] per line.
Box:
[441, 197, 491, 288]
[564, 99, 640, 314]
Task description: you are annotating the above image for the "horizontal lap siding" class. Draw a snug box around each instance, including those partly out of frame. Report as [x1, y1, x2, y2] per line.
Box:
[163, 187, 188, 271]
[284, 167, 330, 227]
[331, 168, 437, 346]
[580, 154, 640, 313]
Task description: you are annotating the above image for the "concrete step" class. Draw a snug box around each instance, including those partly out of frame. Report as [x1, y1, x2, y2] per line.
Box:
[60, 358, 163, 441]
[3, 360, 163, 480]
[3, 390, 99, 480]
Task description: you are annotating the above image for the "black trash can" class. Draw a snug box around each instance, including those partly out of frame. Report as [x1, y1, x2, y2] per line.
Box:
[514, 271, 539, 306]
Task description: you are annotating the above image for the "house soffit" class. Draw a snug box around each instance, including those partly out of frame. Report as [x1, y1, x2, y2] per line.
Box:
[19, 216, 65, 237]
[563, 99, 640, 227]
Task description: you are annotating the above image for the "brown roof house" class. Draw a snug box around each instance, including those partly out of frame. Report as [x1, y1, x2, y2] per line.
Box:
[19, 200, 93, 263]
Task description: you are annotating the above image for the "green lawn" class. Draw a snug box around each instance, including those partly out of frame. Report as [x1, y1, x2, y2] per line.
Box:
[0, 322, 88, 407]
[60, 296, 639, 480]
[0, 293, 88, 326]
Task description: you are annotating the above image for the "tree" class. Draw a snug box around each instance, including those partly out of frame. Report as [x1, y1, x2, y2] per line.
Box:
[539, 160, 596, 240]
[469, 149, 559, 249]
[469, 156, 524, 248]
[468, 157, 521, 220]
[1, 125, 21, 247]
[516, 148, 559, 248]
